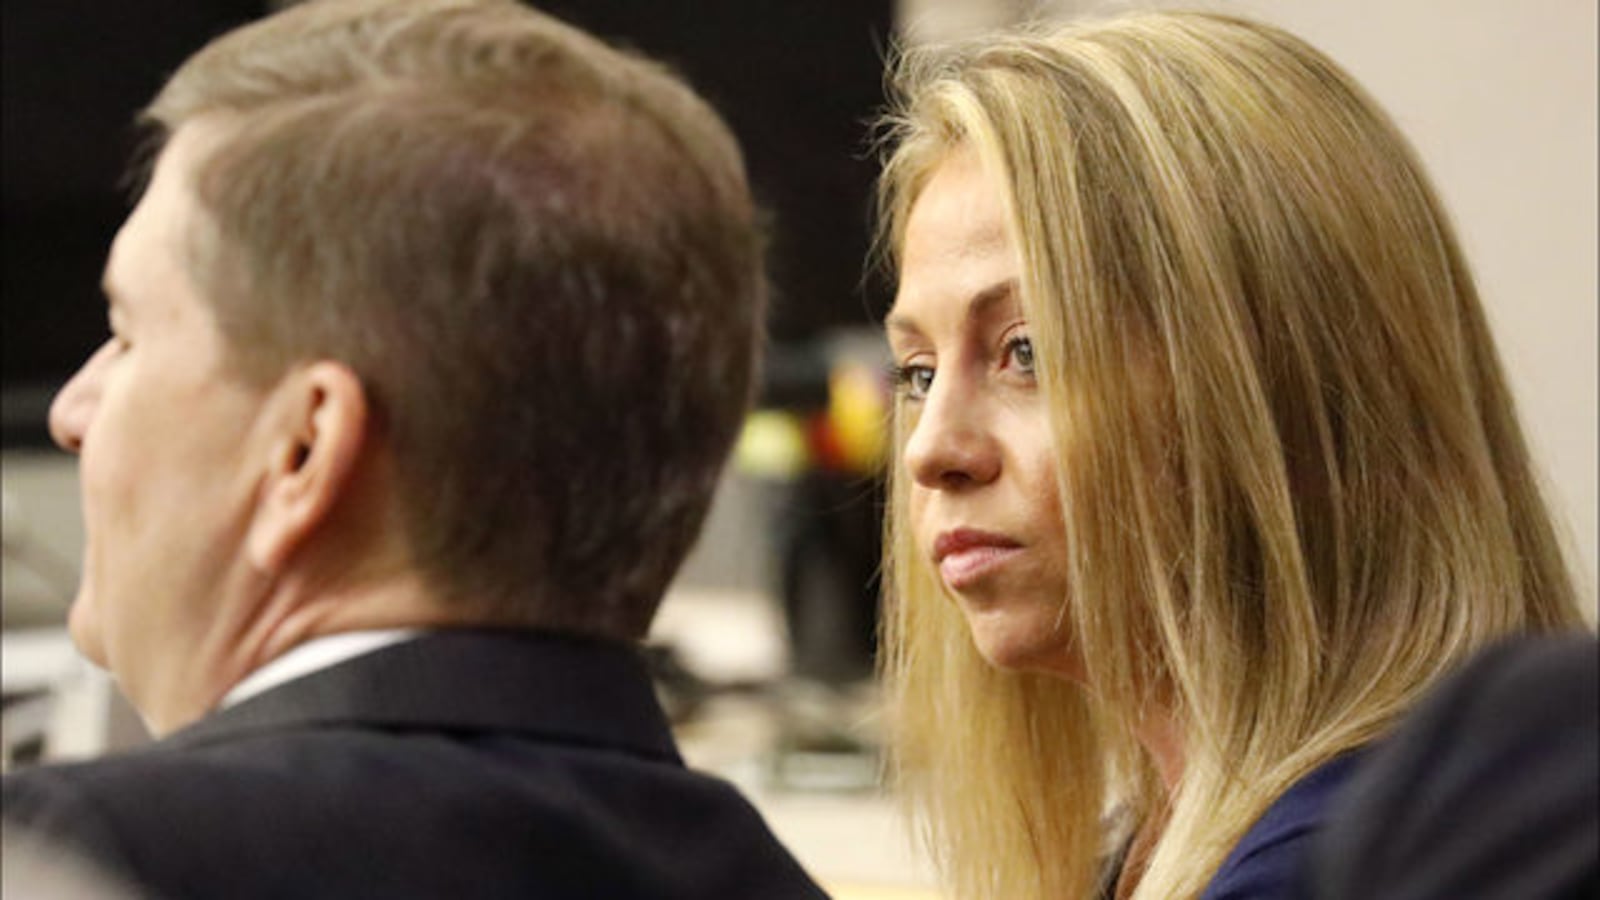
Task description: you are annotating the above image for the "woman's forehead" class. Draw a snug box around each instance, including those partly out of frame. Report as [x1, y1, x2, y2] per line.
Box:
[891, 153, 1017, 319]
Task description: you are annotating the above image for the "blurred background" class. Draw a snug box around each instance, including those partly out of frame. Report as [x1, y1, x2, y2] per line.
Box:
[3, 1, 1594, 896]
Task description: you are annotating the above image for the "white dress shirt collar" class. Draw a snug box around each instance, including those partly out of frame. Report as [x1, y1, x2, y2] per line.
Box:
[220, 629, 423, 709]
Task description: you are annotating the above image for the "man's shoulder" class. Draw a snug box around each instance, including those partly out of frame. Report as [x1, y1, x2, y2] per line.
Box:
[3, 731, 340, 841]
[3, 724, 829, 899]
[5, 719, 692, 819]
[5, 739, 222, 812]
[1305, 633, 1598, 900]
[3, 747, 188, 890]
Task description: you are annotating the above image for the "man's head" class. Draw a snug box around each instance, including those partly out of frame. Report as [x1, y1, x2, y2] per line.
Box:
[49, 0, 764, 727]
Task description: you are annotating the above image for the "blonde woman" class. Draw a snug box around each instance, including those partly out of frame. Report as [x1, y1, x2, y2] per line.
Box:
[875, 11, 1589, 900]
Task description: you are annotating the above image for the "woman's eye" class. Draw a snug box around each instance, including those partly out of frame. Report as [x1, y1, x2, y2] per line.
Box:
[1004, 336, 1034, 374]
[892, 364, 935, 400]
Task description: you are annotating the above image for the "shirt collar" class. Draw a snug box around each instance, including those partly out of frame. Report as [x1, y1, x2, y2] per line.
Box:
[221, 629, 424, 709]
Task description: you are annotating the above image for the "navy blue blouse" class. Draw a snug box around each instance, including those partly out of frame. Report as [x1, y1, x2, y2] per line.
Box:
[1198, 752, 1368, 899]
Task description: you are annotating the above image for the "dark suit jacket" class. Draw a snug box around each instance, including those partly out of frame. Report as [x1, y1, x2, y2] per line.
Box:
[1302, 632, 1599, 900]
[2, 630, 830, 899]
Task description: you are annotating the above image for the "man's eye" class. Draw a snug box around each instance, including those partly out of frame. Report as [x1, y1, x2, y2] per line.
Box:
[1005, 336, 1034, 374]
[892, 364, 935, 400]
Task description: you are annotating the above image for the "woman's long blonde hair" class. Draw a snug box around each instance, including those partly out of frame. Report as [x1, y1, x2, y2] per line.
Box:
[875, 11, 1587, 899]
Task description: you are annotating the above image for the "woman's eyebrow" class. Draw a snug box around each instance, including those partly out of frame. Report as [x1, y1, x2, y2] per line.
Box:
[965, 278, 1019, 324]
[885, 277, 1020, 339]
[884, 310, 922, 341]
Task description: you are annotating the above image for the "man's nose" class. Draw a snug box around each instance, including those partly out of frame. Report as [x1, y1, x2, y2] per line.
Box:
[48, 345, 108, 454]
[902, 377, 1001, 490]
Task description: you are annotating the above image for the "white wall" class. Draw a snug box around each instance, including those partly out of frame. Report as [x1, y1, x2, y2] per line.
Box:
[900, 0, 1599, 614]
[1221, 0, 1598, 617]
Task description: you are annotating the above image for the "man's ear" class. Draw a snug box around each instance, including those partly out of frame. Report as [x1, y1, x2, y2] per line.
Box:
[246, 361, 369, 575]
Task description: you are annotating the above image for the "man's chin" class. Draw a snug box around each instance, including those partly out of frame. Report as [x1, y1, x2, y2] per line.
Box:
[66, 596, 111, 669]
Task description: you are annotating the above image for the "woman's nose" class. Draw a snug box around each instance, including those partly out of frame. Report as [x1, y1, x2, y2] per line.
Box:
[49, 345, 108, 454]
[902, 378, 1001, 490]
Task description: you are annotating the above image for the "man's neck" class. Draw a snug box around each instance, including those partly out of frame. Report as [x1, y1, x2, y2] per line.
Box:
[148, 569, 460, 736]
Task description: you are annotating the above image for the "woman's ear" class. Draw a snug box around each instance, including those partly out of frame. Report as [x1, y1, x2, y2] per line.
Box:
[246, 361, 369, 575]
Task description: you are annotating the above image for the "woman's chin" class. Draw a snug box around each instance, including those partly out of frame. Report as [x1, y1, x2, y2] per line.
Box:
[963, 605, 1082, 680]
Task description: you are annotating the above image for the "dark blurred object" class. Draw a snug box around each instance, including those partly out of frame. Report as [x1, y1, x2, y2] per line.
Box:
[738, 334, 888, 688]
[775, 470, 882, 685]
[2, 1, 270, 446]
[535, 0, 894, 344]
[1304, 633, 1599, 899]
[733, 334, 889, 792]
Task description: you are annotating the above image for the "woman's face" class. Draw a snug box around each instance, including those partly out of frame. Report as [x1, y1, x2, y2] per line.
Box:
[887, 151, 1076, 676]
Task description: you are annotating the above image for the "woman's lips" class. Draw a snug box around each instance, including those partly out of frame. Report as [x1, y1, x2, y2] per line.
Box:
[934, 529, 1023, 590]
